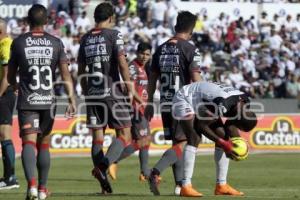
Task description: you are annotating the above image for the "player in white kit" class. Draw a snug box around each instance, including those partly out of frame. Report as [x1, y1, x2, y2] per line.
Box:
[172, 82, 257, 197]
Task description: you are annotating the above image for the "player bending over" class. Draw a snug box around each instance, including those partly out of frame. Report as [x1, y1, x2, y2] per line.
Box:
[172, 81, 257, 197]
[8, 5, 76, 200]
[108, 42, 152, 181]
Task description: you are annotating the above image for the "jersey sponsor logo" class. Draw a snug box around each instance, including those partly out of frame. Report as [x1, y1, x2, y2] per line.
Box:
[214, 82, 241, 94]
[26, 37, 52, 46]
[159, 55, 179, 70]
[86, 35, 105, 45]
[88, 87, 111, 96]
[159, 54, 179, 64]
[250, 117, 300, 148]
[25, 47, 53, 59]
[185, 107, 192, 113]
[84, 44, 107, 57]
[161, 45, 179, 54]
[86, 55, 110, 65]
[27, 92, 53, 105]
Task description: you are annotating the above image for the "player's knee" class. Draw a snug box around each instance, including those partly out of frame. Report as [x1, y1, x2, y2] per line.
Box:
[0, 132, 10, 141]
[117, 131, 132, 144]
[3, 133, 11, 140]
[144, 135, 152, 144]
[40, 135, 51, 144]
[91, 129, 104, 140]
[0, 125, 12, 140]
[143, 138, 151, 147]
[117, 127, 131, 140]
[22, 134, 37, 143]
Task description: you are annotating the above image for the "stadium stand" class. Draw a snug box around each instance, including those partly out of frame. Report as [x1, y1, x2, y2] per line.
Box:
[6, 0, 300, 100]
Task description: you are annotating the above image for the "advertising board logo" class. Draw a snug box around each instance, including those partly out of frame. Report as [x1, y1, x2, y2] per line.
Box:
[250, 117, 300, 149]
[0, 0, 31, 19]
[50, 118, 215, 153]
[50, 118, 114, 152]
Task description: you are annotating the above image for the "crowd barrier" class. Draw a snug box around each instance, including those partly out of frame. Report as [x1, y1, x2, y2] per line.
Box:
[6, 114, 300, 156]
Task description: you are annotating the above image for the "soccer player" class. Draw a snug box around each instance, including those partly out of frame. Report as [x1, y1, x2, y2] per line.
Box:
[108, 42, 152, 181]
[77, 2, 142, 194]
[145, 11, 202, 195]
[7, 5, 76, 200]
[0, 18, 19, 190]
[172, 81, 257, 197]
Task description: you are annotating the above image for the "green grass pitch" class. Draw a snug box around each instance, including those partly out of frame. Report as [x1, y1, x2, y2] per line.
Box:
[1, 153, 299, 200]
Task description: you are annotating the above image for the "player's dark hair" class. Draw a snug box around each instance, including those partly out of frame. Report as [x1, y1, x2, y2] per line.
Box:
[137, 42, 152, 53]
[232, 111, 257, 132]
[27, 4, 47, 27]
[94, 2, 114, 23]
[174, 11, 197, 33]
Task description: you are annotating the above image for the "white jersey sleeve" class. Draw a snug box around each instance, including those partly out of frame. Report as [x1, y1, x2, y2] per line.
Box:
[174, 82, 245, 117]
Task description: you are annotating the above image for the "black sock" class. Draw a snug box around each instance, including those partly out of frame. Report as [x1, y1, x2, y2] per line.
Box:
[1, 140, 16, 179]
[91, 140, 104, 167]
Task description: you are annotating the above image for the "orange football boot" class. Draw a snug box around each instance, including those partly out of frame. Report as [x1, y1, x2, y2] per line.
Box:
[140, 173, 162, 182]
[180, 184, 203, 197]
[108, 163, 118, 180]
[215, 183, 244, 196]
[139, 174, 147, 182]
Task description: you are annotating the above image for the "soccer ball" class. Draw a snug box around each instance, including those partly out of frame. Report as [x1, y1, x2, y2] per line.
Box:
[230, 137, 249, 161]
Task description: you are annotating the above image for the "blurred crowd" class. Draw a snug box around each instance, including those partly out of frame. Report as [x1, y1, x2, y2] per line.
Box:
[187, 0, 300, 2]
[5, 0, 300, 99]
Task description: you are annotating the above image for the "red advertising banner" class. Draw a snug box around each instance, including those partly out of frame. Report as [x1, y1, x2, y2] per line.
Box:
[7, 114, 300, 156]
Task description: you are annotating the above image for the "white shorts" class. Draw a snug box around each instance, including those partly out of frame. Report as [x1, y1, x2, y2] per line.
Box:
[172, 90, 195, 120]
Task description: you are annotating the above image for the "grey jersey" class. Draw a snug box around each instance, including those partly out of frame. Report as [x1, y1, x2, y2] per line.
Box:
[9, 31, 68, 110]
[179, 82, 248, 116]
[78, 28, 126, 99]
[151, 37, 201, 104]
